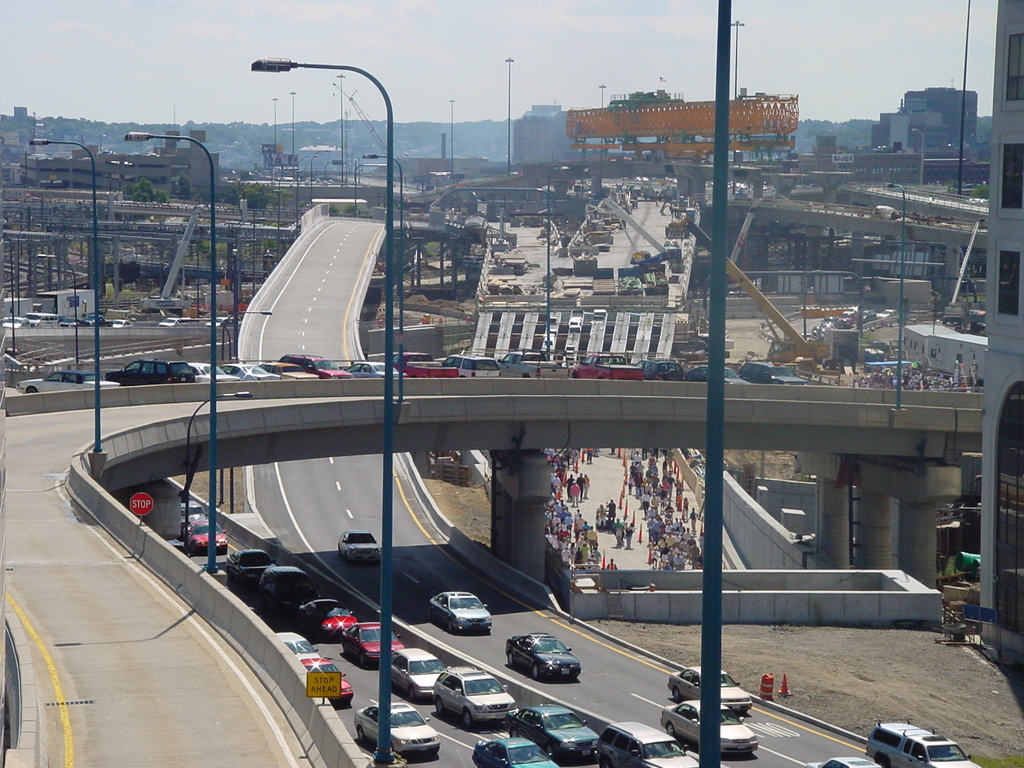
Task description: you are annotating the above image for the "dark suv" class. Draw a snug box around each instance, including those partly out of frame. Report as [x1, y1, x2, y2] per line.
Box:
[259, 566, 320, 616]
[277, 354, 353, 379]
[105, 359, 197, 386]
[736, 360, 809, 385]
[639, 359, 685, 381]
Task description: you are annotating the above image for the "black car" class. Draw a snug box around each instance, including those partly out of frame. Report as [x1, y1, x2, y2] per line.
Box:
[224, 549, 275, 587]
[295, 598, 357, 642]
[736, 360, 809, 385]
[505, 633, 581, 680]
[506, 705, 599, 762]
[258, 566, 319, 616]
[639, 359, 685, 381]
[105, 358, 197, 386]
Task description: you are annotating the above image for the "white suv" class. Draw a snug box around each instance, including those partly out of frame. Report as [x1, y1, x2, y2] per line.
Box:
[866, 723, 980, 768]
[432, 666, 515, 728]
[441, 354, 501, 378]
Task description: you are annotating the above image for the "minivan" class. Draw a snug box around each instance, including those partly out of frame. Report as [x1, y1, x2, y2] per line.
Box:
[258, 566, 319, 616]
[23, 312, 59, 326]
[597, 721, 697, 768]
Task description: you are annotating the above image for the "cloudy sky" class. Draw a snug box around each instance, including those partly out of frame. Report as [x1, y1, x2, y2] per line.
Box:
[3, 1, 996, 127]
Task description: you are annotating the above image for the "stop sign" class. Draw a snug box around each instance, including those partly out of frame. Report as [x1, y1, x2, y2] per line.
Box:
[129, 492, 154, 516]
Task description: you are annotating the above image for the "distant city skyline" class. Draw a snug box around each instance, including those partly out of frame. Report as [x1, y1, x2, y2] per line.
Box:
[3, 1, 996, 127]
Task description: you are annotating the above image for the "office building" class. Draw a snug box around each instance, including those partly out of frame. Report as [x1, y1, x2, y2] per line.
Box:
[513, 105, 572, 164]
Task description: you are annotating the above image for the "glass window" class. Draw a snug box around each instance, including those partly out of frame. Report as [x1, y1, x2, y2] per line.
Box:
[1009, 34, 1024, 101]
[1003, 144, 1024, 209]
[999, 250, 1021, 316]
[997, 383, 1024, 635]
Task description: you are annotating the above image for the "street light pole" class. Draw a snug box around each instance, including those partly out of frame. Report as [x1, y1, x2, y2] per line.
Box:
[252, 57, 397, 765]
[125, 130, 220, 572]
[887, 182, 908, 410]
[308, 153, 319, 208]
[29, 138, 104, 457]
[505, 57, 514, 177]
[449, 99, 456, 182]
[731, 20, 745, 100]
[544, 165, 569, 355]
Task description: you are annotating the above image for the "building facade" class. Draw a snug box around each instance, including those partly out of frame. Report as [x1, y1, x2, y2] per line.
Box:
[983, 1, 1024, 663]
[513, 106, 572, 164]
[872, 86, 978, 153]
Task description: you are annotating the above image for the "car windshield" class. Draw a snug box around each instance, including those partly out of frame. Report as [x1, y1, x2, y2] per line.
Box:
[533, 637, 569, 653]
[305, 661, 339, 673]
[409, 659, 445, 675]
[644, 740, 688, 759]
[238, 551, 272, 566]
[348, 532, 376, 544]
[250, 366, 272, 375]
[392, 709, 426, 728]
[507, 744, 550, 764]
[464, 677, 504, 695]
[720, 672, 738, 687]
[927, 745, 969, 762]
[773, 365, 796, 376]
[285, 639, 316, 654]
[358, 627, 381, 642]
[191, 524, 222, 536]
[313, 359, 340, 370]
[544, 711, 585, 729]
[324, 607, 351, 619]
[450, 597, 483, 610]
[720, 710, 742, 726]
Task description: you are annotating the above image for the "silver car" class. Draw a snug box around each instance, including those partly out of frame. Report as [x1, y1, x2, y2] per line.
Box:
[391, 648, 446, 700]
[354, 702, 439, 757]
[660, 701, 758, 754]
[428, 591, 491, 633]
[17, 370, 120, 394]
[338, 530, 381, 562]
[667, 666, 752, 714]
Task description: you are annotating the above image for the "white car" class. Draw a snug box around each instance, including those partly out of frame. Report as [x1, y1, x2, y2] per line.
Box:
[3, 316, 31, 329]
[345, 361, 403, 378]
[390, 648, 445, 700]
[354, 702, 439, 757]
[17, 370, 121, 394]
[809, 759, 883, 768]
[109, 319, 133, 328]
[667, 666, 752, 714]
[275, 631, 321, 661]
[219, 363, 280, 381]
[660, 701, 758, 754]
[186, 363, 241, 383]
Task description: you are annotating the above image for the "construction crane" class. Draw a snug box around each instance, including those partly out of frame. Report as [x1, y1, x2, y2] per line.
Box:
[347, 90, 386, 155]
[567, 91, 798, 159]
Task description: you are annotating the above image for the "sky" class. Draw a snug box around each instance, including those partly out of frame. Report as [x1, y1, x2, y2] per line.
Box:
[2, 1, 997, 128]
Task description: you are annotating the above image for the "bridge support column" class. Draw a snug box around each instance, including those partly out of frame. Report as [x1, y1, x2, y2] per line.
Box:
[858, 492, 893, 569]
[817, 480, 850, 568]
[898, 501, 938, 588]
[490, 450, 550, 583]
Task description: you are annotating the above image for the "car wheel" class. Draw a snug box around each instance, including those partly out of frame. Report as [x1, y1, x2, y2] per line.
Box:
[506, 651, 516, 668]
[571, 371, 579, 379]
[406, 681, 417, 700]
[877, 756, 891, 768]
[666, 722, 677, 739]
[531, 662, 542, 680]
[447, 616, 456, 633]
[461, 709, 474, 729]
[671, 685, 683, 702]
[356, 725, 366, 744]
[508, 726, 518, 738]
[521, 373, 530, 378]
[600, 758, 612, 768]
[434, 697, 445, 717]
[25, 386, 38, 393]
[544, 744, 556, 760]
[359, 651, 369, 668]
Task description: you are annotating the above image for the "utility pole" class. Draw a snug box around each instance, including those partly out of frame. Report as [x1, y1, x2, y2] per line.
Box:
[731, 20, 745, 100]
[505, 57, 514, 176]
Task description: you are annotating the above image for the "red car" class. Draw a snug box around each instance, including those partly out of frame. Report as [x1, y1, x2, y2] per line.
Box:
[296, 599, 357, 642]
[299, 657, 353, 707]
[277, 354, 354, 379]
[340, 622, 404, 668]
[183, 518, 227, 556]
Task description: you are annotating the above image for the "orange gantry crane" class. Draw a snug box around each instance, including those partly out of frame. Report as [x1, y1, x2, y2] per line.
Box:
[567, 90, 799, 159]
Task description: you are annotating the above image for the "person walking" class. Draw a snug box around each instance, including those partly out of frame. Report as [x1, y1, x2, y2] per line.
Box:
[580, 474, 590, 500]
[568, 479, 581, 507]
[624, 520, 635, 549]
[613, 518, 625, 548]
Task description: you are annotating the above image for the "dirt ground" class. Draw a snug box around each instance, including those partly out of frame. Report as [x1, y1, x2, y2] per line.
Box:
[431, 478, 1024, 758]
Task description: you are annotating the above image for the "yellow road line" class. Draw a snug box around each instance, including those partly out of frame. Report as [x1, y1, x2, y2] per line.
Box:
[6, 591, 74, 768]
[393, 470, 669, 673]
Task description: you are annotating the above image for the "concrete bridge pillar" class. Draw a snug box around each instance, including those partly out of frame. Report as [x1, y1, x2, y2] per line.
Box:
[858, 492, 893, 569]
[898, 502, 938, 588]
[490, 450, 550, 582]
[817, 480, 850, 568]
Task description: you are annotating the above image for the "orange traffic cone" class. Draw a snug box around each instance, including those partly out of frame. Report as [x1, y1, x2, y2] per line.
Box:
[601, 555, 606, 569]
[638, 525, 643, 544]
[647, 548, 653, 564]
[779, 674, 790, 696]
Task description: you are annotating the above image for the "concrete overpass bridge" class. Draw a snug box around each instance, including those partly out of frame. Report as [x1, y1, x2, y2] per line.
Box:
[45, 377, 981, 586]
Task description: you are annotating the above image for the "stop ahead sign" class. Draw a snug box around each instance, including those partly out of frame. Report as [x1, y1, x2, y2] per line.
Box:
[129, 492, 154, 516]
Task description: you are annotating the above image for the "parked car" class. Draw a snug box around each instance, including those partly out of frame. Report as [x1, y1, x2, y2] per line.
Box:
[596, 721, 697, 768]
[105, 359, 196, 386]
[224, 548, 275, 586]
[736, 360, 809, 385]
[866, 723, 980, 768]
[296, 598, 357, 642]
[57, 315, 90, 327]
[16, 370, 120, 394]
[275, 631, 320, 660]
[157, 316, 201, 328]
[666, 666, 752, 714]
[182, 517, 227, 557]
[433, 666, 515, 727]
[506, 704, 599, 762]
[390, 648, 446, 700]
[278, 354, 354, 379]
[660, 701, 758, 754]
[258, 566, 319, 617]
[339, 622, 404, 668]
[219, 363, 280, 381]
[639, 359, 686, 381]
[262, 362, 319, 380]
[298, 656, 353, 708]
[473, 738, 558, 768]
[392, 351, 459, 378]
[808, 759, 883, 768]
[429, 591, 492, 633]
[505, 633, 581, 680]
[337, 530, 381, 562]
[497, 350, 562, 378]
[442, 354, 502, 378]
[682, 365, 746, 384]
[354, 702, 439, 758]
[109, 318, 133, 329]
[571, 353, 645, 380]
[186, 362, 241, 383]
[345, 361, 402, 378]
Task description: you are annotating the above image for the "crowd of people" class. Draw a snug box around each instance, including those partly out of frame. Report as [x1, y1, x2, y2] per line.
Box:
[847, 365, 978, 391]
[542, 447, 704, 572]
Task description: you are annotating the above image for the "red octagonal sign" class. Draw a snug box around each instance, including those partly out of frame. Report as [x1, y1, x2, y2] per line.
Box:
[129, 492, 155, 516]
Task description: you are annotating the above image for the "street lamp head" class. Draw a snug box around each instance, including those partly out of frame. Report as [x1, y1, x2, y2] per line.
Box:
[29, 139, 51, 146]
[251, 58, 297, 73]
[124, 132, 155, 142]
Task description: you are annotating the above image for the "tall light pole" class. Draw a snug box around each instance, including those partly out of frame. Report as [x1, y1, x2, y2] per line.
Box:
[252, 57, 397, 765]
[545, 165, 569, 355]
[125, 130, 220, 572]
[600, 84, 607, 108]
[338, 74, 347, 184]
[731, 20, 745, 100]
[887, 182, 908, 410]
[273, 97, 281, 255]
[296, 153, 318, 223]
[307, 152, 319, 208]
[29, 138, 103, 460]
[290, 91, 297, 162]
[505, 57, 514, 176]
[957, 0, 972, 196]
[449, 99, 456, 182]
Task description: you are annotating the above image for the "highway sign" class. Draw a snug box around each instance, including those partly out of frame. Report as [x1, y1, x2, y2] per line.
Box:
[306, 671, 342, 698]
[129, 492, 155, 516]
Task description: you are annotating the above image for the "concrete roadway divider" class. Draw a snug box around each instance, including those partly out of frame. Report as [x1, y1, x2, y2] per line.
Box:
[65, 448, 372, 768]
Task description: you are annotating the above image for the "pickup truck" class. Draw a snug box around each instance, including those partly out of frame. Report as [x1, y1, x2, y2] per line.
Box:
[498, 350, 562, 378]
[571, 353, 645, 380]
[392, 352, 459, 378]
